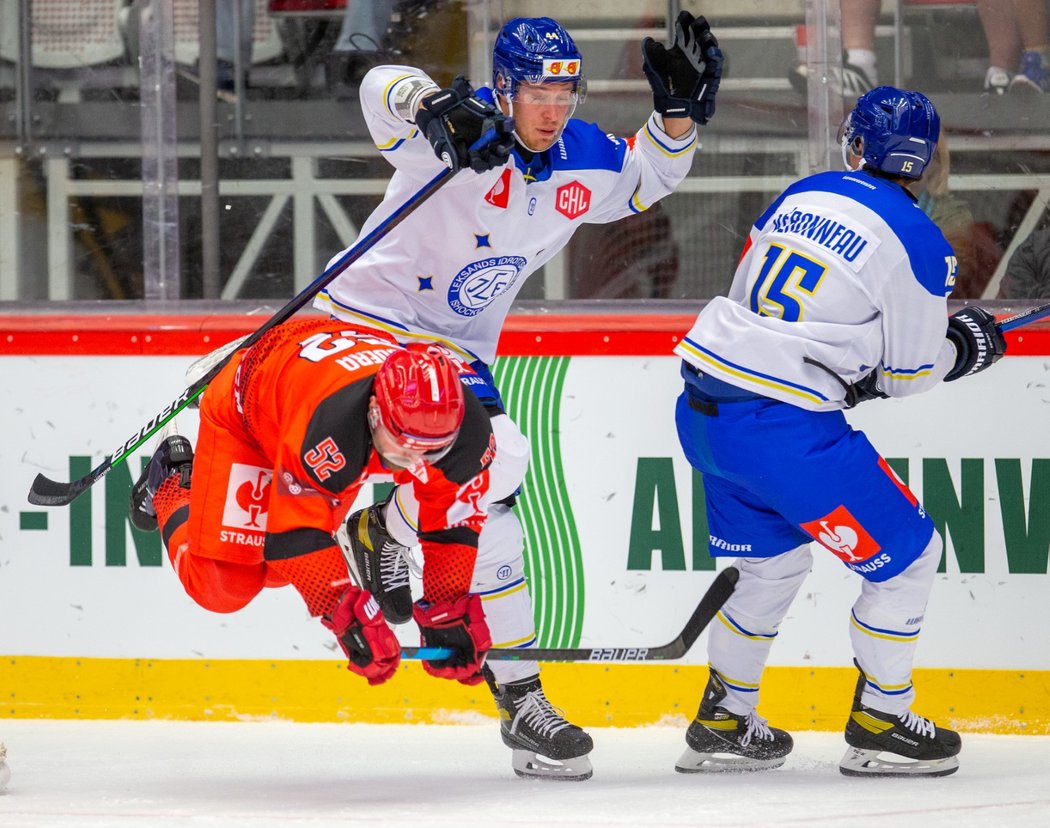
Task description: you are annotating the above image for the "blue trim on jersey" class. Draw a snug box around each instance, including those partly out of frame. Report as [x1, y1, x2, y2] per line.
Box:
[881, 361, 936, 379]
[682, 335, 830, 403]
[555, 119, 628, 172]
[317, 291, 414, 334]
[379, 136, 410, 152]
[758, 170, 953, 298]
[474, 576, 526, 598]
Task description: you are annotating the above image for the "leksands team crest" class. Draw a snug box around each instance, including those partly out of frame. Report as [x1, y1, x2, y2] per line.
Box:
[447, 255, 527, 316]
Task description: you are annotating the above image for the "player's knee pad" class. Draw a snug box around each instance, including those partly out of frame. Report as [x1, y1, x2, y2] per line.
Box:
[472, 503, 526, 588]
[485, 414, 529, 505]
[854, 530, 941, 629]
[725, 544, 814, 627]
[471, 504, 538, 684]
[707, 546, 812, 714]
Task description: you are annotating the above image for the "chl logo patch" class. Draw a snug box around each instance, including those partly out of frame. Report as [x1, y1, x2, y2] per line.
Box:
[484, 168, 512, 209]
[800, 505, 881, 564]
[222, 463, 272, 531]
[555, 181, 591, 219]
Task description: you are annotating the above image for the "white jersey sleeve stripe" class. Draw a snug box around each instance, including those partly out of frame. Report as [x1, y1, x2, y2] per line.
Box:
[377, 131, 417, 152]
[880, 363, 935, 379]
[678, 336, 830, 404]
[642, 121, 698, 158]
[382, 73, 418, 116]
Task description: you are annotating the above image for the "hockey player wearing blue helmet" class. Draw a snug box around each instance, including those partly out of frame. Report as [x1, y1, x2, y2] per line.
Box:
[314, 13, 722, 781]
[673, 87, 1005, 778]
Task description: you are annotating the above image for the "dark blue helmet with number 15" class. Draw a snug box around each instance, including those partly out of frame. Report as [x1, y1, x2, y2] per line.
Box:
[839, 86, 940, 179]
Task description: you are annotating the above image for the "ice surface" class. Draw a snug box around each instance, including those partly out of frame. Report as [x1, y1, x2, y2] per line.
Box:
[0, 720, 1048, 827]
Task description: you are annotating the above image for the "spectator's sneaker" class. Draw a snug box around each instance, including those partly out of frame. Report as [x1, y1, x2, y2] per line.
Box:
[984, 66, 1011, 94]
[1010, 51, 1050, 93]
[840, 57, 875, 97]
[787, 54, 874, 99]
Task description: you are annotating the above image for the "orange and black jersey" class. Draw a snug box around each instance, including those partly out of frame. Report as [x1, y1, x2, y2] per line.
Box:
[231, 318, 494, 599]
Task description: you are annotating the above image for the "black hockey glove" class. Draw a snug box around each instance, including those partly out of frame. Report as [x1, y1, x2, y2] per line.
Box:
[415, 76, 515, 174]
[944, 306, 1007, 381]
[641, 11, 723, 125]
[844, 370, 888, 408]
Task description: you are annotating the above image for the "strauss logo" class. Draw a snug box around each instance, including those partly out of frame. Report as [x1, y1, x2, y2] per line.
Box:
[816, 521, 863, 562]
[235, 470, 270, 528]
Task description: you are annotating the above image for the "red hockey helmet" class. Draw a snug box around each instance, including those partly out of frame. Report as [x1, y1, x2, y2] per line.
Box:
[370, 348, 465, 454]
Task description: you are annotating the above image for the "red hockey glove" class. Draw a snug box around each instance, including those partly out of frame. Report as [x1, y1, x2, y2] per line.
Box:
[413, 594, 492, 685]
[322, 586, 401, 686]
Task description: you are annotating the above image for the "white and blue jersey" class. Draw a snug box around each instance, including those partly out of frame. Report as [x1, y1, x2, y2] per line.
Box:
[676, 170, 959, 410]
[675, 170, 955, 580]
[316, 65, 698, 366]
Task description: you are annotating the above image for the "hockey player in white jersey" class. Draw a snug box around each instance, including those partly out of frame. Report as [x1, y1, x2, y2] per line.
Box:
[315, 14, 722, 780]
[673, 87, 1006, 777]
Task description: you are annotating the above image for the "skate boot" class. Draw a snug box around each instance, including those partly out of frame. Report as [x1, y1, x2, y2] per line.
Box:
[337, 501, 413, 624]
[129, 433, 194, 532]
[486, 669, 594, 781]
[840, 661, 961, 777]
[676, 667, 793, 773]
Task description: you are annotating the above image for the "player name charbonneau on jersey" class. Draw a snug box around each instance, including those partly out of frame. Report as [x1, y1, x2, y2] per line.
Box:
[768, 206, 872, 263]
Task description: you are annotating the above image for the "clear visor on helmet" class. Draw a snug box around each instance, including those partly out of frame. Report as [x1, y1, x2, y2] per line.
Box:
[368, 403, 456, 469]
[504, 79, 586, 108]
[837, 114, 861, 170]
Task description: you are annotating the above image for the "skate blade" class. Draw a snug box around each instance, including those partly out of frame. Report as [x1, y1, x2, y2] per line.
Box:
[511, 749, 593, 781]
[675, 746, 787, 773]
[839, 746, 960, 778]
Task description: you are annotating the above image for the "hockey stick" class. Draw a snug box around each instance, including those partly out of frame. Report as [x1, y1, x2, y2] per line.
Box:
[401, 566, 739, 663]
[997, 301, 1050, 333]
[27, 166, 456, 507]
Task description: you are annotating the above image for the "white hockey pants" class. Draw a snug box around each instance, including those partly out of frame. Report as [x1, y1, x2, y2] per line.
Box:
[709, 532, 941, 717]
[384, 413, 540, 684]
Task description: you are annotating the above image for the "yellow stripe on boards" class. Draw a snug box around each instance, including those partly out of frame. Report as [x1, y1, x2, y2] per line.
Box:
[2, 658, 1047, 735]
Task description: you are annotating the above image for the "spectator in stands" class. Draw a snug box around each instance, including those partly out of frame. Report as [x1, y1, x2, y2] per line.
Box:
[910, 128, 979, 298]
[790, 0, 879, 97]
[977, 0, 1050, 93]
[997, 225, 1050, 299]
[216, 0, 256, 91]
[327, 0, 396, 93]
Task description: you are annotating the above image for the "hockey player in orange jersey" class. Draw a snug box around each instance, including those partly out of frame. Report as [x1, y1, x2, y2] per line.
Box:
[129, 318, 496, 687]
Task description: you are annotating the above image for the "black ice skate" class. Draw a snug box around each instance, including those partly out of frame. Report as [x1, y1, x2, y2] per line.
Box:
[675, 667, 793, 773]
[337, 501, 413, 624]
[129, 433, 194, 532]
[486, 669, 594, 781]
[839, 661, 961, 777]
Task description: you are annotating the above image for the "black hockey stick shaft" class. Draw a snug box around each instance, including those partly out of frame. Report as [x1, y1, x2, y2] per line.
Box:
[997, 301, 1050, 333]
[27, 166, 456, 507]
[402, 566, 739, 663]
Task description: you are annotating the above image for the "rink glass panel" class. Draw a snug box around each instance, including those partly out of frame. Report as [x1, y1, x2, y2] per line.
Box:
[2, 0, 1049, 304]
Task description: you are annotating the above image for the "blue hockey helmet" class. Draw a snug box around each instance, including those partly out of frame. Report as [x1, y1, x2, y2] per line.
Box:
[492, 17, 585, 99]
[839, 86, 940, 179]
